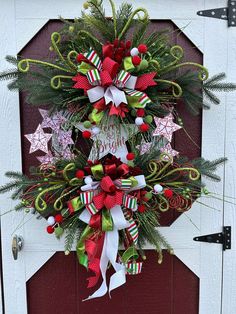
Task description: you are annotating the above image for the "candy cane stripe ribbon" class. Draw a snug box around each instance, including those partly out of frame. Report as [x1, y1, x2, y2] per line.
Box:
[126, 261, 143, 275]
[84, 48, 102, 70]
[124, 210, 139, 245]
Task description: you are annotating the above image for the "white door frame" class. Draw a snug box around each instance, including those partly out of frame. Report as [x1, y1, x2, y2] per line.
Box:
[0, 1, 234, 313]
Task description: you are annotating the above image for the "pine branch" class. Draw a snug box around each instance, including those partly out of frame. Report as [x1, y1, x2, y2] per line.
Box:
[0, 69, 18, 81]
[204, 72, 226, 85]
[192, 157, 227, 182]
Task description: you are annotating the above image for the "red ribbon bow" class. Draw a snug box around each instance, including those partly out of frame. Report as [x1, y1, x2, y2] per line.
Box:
[93, 176, 123, 210]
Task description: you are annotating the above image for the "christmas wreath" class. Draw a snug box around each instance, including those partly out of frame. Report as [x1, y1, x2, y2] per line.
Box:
[0, 0, 235, 300]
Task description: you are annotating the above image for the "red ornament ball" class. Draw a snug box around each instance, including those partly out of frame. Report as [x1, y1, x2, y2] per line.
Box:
[46, 226, 54, 234]
[126, 152, 135, 160]
[132, 55, 141, 66]
[82, 130, 92, 139]
[136, 108, 145, 117]
[139, 123, 149, 132]
[76, 169, 85, 179]
[55, 214, 63, 223]
[138, 44, 148, 54]
[76, 53, 84, 62]
[138, 204, 146, 213]
[164, 189, 173, 198]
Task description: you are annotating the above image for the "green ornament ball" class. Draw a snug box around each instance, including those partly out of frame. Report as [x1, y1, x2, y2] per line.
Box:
[38, 187, 43, 191]
[25, 208, 30, 213]
[144, 115, 153, 124]
[69, 26, 74, 33]
[145, 192, 153, 200]
[131, 110, 136, 117]
[55, 226, 64, 237]
[139, 59, 149, 70]
[83, 120, 92, 129]
[44, 178, 49, 182]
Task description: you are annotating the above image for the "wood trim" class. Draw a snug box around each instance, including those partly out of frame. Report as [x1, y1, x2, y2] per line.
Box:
[221, 23, 236, 314]
[0, 1, 28, 313]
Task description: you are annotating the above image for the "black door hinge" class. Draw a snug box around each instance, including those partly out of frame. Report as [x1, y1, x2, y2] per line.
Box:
[197, 0, 236, 27]
[193, 226, 231, 250]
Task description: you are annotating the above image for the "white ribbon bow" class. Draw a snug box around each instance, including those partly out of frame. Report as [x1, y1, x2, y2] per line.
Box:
[87, 75, 137, 107]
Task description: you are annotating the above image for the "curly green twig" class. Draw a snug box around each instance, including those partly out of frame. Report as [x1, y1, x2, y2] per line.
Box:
[78, 30, 103, 45]
[18, 59, 72, 73]
[35, 185, 64, 212]
[161, 62, 209, 81]
[155, 79, 183, 98]
[50, 75, 73, 90]
[160, 45, 184, 72]
[67, 50, 79, 70]
[63, 163, 76, 181]
[118, 8, 149, 40]
[51, 32, 65, 63]
[54, 186, 78, 211]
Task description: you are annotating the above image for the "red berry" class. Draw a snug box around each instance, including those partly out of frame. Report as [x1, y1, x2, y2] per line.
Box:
[76, 169, 85, 179]
[46, 226, 54, 234]
[138, 204, 146, 213]
[126, 40, 132, 49]
[139, 123, 149, 132]
[164, 189, 173, 198]
[120, 41, 125, 48]
[113, 38, 119, 48]
[126, 152, 135, 160]
[138, 44, 148, 54]
[82, 130, 91, 139]
[55, 214, 63, 223]
[76, 53, 84, 62]
[136, 108, 145, 117]
[132, 55, 141, 66]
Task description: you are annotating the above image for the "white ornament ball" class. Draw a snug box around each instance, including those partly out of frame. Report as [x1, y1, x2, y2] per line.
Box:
[130, 47, 139, 56]
[154, 184, 163, 193]
[135, 117, 144, 126]
[84, 176, 93, 185]
[92, 126, 101, 135]
[47, 216, 55, 226]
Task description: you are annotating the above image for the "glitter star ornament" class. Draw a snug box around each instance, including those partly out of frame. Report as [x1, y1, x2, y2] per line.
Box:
[25, 124, 52, 154]
[160, 143, 179, 160]
[39, 109, 67, 132]
[152, 113, 182, 142]
[136, 140, 152, 155]
[77, 118, 138, 162]
[58, 130, 74, 149]
[36, 151, 55, 165]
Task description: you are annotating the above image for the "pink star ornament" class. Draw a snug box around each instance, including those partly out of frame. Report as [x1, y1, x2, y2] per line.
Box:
[152, 113, 182, 142]
[39, 109, 67, 132]
[36, 151, 55, 165]
[160, 143, 179, 161]
[25, 124, 52, 154]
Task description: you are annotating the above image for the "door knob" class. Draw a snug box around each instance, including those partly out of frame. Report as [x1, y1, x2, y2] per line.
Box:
[12, 235, 23, 260]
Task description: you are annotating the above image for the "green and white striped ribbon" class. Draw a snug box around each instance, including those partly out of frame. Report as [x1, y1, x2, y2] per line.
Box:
[125, 88, 151, 107]
[124, 210, 138, 245]
[80, 191, 94, 205]
[115, 178, 132, 190]
[84, 48, 102, 70]
[114, 70, 131, 88]
[126, 261, 143, 275]
[123, 194, 137, 210]
[86, 69, 101, 86]
[86, 202, 98, 215]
